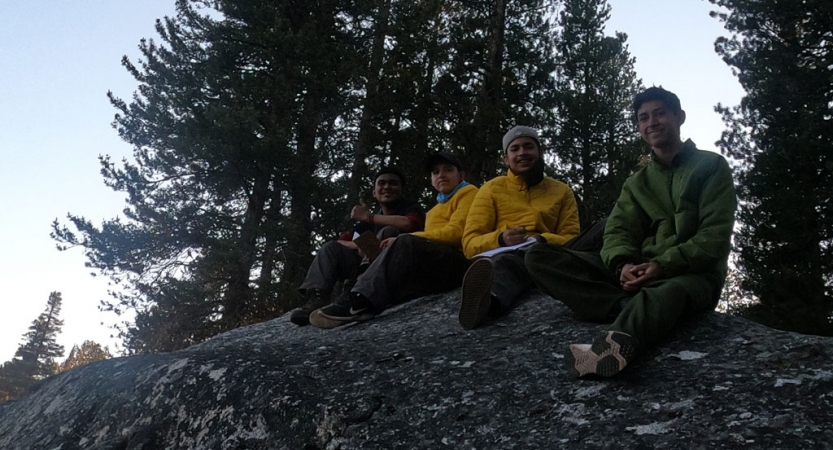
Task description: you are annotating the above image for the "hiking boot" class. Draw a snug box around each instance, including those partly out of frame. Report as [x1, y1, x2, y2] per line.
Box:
[310, 292, 376, 329]
[290, 289, 328, 326]
[459, 258, 495, 330]
[565, 331, 640, 378]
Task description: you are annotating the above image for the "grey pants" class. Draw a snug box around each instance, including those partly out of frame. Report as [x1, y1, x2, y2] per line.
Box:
[353, 234, 469, 311]
[299, 226, 401, 297]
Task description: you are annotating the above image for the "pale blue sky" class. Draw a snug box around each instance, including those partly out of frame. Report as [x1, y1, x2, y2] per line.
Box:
[0, 0, 743, 363]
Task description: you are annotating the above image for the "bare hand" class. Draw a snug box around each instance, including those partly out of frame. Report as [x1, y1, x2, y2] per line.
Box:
[380, 236, 397, 249]
[502, 227, 529, 246]
[350, 198, 371, 222]
[620, 262, 661, 291]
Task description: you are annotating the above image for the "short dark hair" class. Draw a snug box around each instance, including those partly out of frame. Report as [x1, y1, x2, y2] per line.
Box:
[632, 86, 682, 124]
[374, 166, 405, 186]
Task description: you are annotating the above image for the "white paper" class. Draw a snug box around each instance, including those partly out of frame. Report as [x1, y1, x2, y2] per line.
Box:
[472, 238, 538, 259]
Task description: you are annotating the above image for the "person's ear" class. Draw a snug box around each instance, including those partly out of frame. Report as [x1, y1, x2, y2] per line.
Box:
[677, 109, 687, 126]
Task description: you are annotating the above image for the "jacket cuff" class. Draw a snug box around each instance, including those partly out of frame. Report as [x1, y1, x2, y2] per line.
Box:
[610, 256, 634, 277]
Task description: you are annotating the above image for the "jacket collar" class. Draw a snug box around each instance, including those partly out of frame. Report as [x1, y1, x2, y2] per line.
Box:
[507, 169, 527, 190]
[650, 139, 696, 168]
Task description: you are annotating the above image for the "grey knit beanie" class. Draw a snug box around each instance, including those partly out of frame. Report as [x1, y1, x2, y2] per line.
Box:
[502, 126, 540, 152]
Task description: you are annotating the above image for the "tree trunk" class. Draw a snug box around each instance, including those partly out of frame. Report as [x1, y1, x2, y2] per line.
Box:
[468, 0, 506, 185]
[278, 88, 322, 306]
[223, 168, 270, 328]
[351, 0, 391, 199]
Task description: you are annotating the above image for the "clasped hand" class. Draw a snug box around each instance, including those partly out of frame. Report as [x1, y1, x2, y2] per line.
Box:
[619, 262, 662, 292]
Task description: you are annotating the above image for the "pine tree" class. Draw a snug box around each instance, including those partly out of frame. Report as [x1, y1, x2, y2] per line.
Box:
[0, 292, 65, 401]
[49, 0, 575, 353]
[52, 0, 363, 352]
[0, 363, 16, 403]
[550, 0, 644, 227]
[709, 0, 833, 335]
[440, 0, 561, 185]
[59, 341, 112, 372]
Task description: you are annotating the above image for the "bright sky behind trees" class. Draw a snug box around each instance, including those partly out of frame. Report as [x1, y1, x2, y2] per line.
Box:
[0, 0, 743, 362]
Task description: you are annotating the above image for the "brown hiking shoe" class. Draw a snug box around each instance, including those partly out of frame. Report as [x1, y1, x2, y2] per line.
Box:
[459, 258, 494, 330]
[290, 289, 328, 326]
[565, 331, 640, 377]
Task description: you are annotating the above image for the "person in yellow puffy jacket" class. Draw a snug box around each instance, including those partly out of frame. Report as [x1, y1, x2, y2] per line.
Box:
[310, 152, 479, 328]
[459, 126, 580, 329]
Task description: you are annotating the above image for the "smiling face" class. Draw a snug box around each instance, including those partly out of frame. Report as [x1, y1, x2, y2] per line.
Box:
[430, 163, 464, 195]
[636, 100, 686, 152]
[372, 173, 403, 205]
[503, 136, 541, 176]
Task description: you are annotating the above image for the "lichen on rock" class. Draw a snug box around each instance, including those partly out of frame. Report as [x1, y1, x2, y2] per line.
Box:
[1, 290, 831, 449]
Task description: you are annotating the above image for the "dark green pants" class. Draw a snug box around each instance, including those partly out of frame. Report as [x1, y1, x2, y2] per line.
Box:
[524, 244, 722, 347]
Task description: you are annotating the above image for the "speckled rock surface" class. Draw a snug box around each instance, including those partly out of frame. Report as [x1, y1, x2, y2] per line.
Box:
[1, 290, 832, 449]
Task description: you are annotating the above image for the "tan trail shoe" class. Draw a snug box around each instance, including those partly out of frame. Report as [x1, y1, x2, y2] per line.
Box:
[566, 331, 640, 377]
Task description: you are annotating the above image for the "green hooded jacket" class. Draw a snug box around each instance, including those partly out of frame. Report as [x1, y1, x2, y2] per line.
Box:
[601, 139, 737, 281]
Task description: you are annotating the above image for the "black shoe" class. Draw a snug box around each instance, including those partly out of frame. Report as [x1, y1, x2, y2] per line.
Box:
[316, 293, 376, 323]
[290, 289, 328, 326]
[459, 258, 495, 330]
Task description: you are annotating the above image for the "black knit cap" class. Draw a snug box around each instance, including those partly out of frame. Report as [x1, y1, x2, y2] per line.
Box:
[424, 152, 463, 172]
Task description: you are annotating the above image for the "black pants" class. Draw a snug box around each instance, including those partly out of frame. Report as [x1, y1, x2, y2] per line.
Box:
[353, 234, 470, 311]
[488, 218, 608, 312]
[525, 244, 721, 346]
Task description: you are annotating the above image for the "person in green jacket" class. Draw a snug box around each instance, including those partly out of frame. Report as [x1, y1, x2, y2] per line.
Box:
[525, 86, 737, 377]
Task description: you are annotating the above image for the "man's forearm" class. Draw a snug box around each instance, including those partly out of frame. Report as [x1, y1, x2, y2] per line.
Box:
[367, 214, 417, 232]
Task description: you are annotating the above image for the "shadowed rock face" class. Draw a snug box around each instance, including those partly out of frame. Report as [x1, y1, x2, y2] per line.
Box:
[1, 291, 832, 449]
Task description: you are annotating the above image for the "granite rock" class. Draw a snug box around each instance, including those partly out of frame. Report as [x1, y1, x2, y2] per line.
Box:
[1, 290, 831, 449]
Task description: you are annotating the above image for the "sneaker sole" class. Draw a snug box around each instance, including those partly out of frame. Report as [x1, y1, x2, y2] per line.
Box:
[318, 310, 376, 322]
[308, 310, 348, 329]
[566, 332, 639, 377]
[459, 258, 494, 330]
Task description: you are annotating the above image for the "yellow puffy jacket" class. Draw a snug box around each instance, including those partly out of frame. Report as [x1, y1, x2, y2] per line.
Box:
[462, 170, 579, 258]
[412, 184, 478, 251]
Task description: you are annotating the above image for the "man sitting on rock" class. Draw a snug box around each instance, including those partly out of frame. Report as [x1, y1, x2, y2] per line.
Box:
[309, 152, 478, 327]
[290, 167, 425, 326]
[458, 126, 580, 330]
[525, 86, 737, 377]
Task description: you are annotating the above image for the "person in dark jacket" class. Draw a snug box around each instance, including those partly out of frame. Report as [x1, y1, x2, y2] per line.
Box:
[309, 152, 477, 328]
[525, 86, 737, 377]
[290, 167, 425, 326]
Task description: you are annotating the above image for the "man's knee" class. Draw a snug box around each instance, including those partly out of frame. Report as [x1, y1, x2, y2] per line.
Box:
[319, 240, 346, 256]
[524, 243, 568, 267]
[660, 274, 721, 311]
[391, 233, 422, 251]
